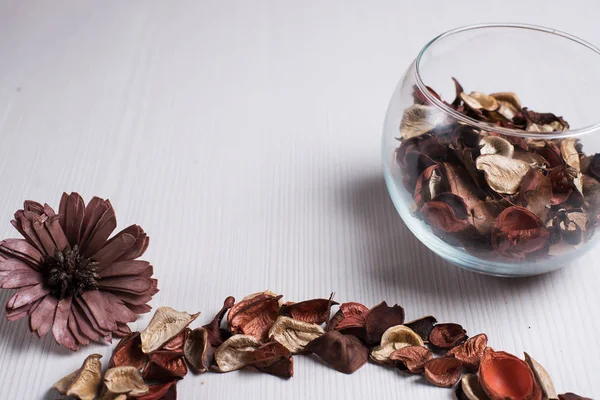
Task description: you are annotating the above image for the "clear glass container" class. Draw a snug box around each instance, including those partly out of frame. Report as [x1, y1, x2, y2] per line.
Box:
[382, 24, 600, 276]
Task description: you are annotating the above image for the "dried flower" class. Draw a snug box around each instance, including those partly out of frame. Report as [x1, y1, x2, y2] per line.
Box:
[103, 366, 149, 397]
[479, 348, 542, 400]
[0, 193, 158, 350]
[52, 354, 103, 400]
[447, 333, 488, 371]
[305, 330, 368, 374]
[524, 352, 558, 400]
[370, 325, 424, 363]
[364, 301, 405, 344]
[140, 307, 199, 354]
[280, 293, 337, 324]
[404, 315, 437, 343]
[429, 323, 467, 350]
[389, 345, 433, 373]
[423, 357, 463, 388]
[268, 316, 324, 353]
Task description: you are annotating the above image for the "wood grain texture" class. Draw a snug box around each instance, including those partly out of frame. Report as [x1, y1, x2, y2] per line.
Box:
[0, 1, 599, 398]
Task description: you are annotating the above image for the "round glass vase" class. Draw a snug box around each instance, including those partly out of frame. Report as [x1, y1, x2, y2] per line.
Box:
[382, 24, 600, 277]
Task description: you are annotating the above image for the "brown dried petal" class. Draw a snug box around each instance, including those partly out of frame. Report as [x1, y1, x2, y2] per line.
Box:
[479, 348, 541, 400]
[518, 169, 552, 222]
[456, 373, 491, 400]
[400, 104, 448, 139]
[421, 200, 470, 233]
[143, 352, 188, 381]
[133, 380, 177, 400]
[476, 154, 530, 194]
[429, 323, 467, 350]
[364, 301, 405, 344]
[140, 307, 199, 353]
[404, 315, 437, 343]
[447, 333, 487, 371]
[370, 325, 424, 363]
[53, 354, 103, 400]
[389, 345, 432, 373]
[230, 295, 282, 341]
[560, 139, 581, 172]
[268, 316, 324, 353]
[524, 352, 558, 400]
[279, 293, 337, 324]
[214, 334, 262, 372]
[492, 207, 550, 258]
[161, 329, 188, 353]
[558, 394, 593, 400]
[305, 330, 368, 374]
[203, 296, 235, 347]
[104, 366, 149, 397]
[109, 332, 148, 371]
[480, 136, 514, 158]
[424, 357, 462, 388]
[184, 327, 213, 373]
[513, 152, 550, 168]
[247, 341, 294, 378]
[326, 302, 369, 332]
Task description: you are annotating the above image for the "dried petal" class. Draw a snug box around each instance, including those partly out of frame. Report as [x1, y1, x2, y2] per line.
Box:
[52, 354, 103, 400]
[184, 327, 213, 373]
[479, 348, 541, 400]
[513, 152, 550, 168]
[518, 169, 552, 222]
[524, 352, 558, 400]
[421, 200, 470, 233]
[370, 325, 424, 363]
[456, 373, 490, 400]
[558, 394, 592, 400]
[214, 334, 262, 372]
[424, 357, 463, 388]
[480, 136, 514, 158]
[247, 341, 294, 378]
[492, 207, 550, 258]
[560, 139, 580, 171]
[476, 154, 530, 194]
[161, 329, 188, 353]
[389, 345, 432, 373]
[468, 92, 499, 111]
[491, 92, 521, 120]
[109, 332, 148, 370]
[229, 294, 282, 341]
[404, 315, 437, 343]
[104, 366, 149, 396]
[364, 301, 405, 344]
[134, 380, 177, 400]
[140, 307, 199, 353]
[203, 296, 235, 347]
[429, 323, 467, 350]
[400, 104, 448, 139]
[268, 316, 324, 353]
[447, 333, 488, 371]
[143, 352, 188, 380]
[305, 330, 368, 374]
[280, 293, 336, 324]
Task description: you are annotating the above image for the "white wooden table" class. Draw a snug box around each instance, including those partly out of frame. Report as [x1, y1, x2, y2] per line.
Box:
[0, 1, 599, 399]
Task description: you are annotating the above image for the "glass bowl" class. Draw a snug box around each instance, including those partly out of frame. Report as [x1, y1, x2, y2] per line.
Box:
[382, 24, 600, 277]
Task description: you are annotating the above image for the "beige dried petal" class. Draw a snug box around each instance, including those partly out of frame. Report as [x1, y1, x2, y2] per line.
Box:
[560, 139, 580, 172]
[528, 122, 565, 133]
[459, 373, 490, 400]
[491, 92, 522, 120]
[399, 104, 447, 139]
[103, 366, 149, 396]
[524, 353, 558, 400]
[52, 354, 103, 400]
[214, 334, 262, 372]
[567, 212, 587, 230]
[476, 154, 530, 194]
[574, 172, 584, 194]
[370, 325, 424, 363]
[184, 327, 212, 373]
[512, 152, 550, 168]
[460, 92, 483, 110]
[468, 92, 498, 111]
[428, 169, 443, 199]
[479, 136, 514, 158]
[141, 306, 200, 353]
[242, 290, 279, 302]
[268, 316, 324, 353]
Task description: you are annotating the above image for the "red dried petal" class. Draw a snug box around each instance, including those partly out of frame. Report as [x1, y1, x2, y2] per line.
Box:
[424, 357, 463, 387]
[280, 293, 337, 325]
[389, 345, 433, 373]
[492, 206, 550, 258]
[364, 301, 405, 345]
[479, 348, 541, 400]
[447, 333, 488, 371]
[203, 296, 235, 347]
[429, 323, 467, 350]
[143, 351, 188, 381]
[229, 295, 282, 341]
[247, 341, 294, 378]
[109, 332, 149, 371]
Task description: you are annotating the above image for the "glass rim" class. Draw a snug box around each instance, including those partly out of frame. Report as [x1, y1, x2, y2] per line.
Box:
[415, 23, 600, 139]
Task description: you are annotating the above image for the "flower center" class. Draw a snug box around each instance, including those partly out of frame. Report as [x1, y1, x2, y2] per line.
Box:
[41, 245, 99, 299]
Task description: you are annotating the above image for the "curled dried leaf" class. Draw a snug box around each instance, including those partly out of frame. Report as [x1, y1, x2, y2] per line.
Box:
[229, 294, 282, 341]
[53, 354, 103, 400]
[491, 92, 521, 120]
[404, 315, 437, 343]
[133, 380, 177, 400]
[268, 316, 324, 353]
[492, 206, 550, 258]
[143, 352, 188, 381]
[161, 329, 188, 353]
[456, 373, 491, 400]
[518, 169, 552, 222]
[326, 302, 369, 340]
[524, 352, 558, 400]
[109, 332, 148, 371]
[447, 333, 488, 371]
[429, 323, 467, 350]
[400, 104, 448, 139]
[479, 348, 541, 400]
[203, 296, 235, 347]
[389, 345, 432, 373]
[512, 152, 550, 168]
[214, 334, 262, 372]
[560, 139, 581, 172]
[305, 330, 368, 374]
[140, 307, 199, 354]
[421, 199, 471, 233]
[424, 357, 463, 388]
[280, 293, 337, 324]
[364, 301, 405, 344]
[476, 154, 530, 194]
[558, 394, 592, 400]
[468, 92, 499, 111]
[480, 136, 514, 158]
[184, 327, 213, 373]
[247, 341, 294, 378]
[104, 366, 149, 397]
[370, 325, 424, 363]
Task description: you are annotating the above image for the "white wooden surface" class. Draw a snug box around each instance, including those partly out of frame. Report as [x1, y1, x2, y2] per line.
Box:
[0, 1, 599, 399]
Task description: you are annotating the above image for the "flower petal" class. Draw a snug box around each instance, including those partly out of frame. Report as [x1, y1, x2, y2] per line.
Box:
[52, 296, 79, 351]
[30, 295, 58, 337]
[46, 215, 70, 252]
[115, 322, 132, 337]
[101, 292, 138, 323]
[117, 226, 149, 261]
[71, 301, 101, 342]
[0, 269, 43, 289]
[98, 260, 151, 279]
[68, 312, 90, 346]
[92, 231, 137, 266]
[80, 290, 118, 332]
[75, 297, 112, 338]
[12, 212, 45, 254]
[32, 216, 58, 255]
[24, 200, 44, 214]
[6, 297, 42, 321]
[126, 304, 152, 314]
[62, 193, 85, 247]
[81, 199, 117, 257]
[7, 283, 51, 309]
[107, 291, 153, 305]
[0, 239, 43, 267]
[0, 258, 34, 277]
[98, 277, 152, 294]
